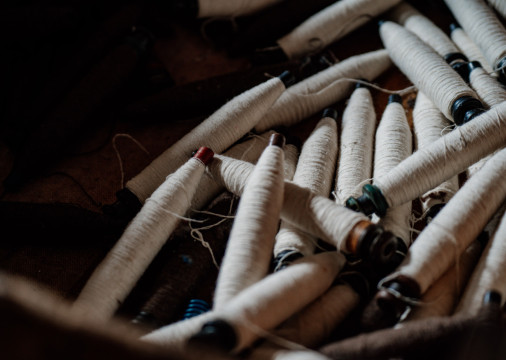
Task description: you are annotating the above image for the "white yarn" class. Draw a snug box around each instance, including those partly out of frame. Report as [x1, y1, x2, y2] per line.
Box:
[335, 87, 376, 204]
[374, 101, 506, 209]
[456, 206, 506, 315]
[197, 0, 282, 18]
[466, 153, 493, 178]
[254, 49, 392, 132]
[190, 131, 274, 211]
[283, 143, 300, 181]
[74, 157, 207, 319]
[412, 92, 459, 214]
[126, 76, 286, 202]
[213, 145, 285, 309]
[207, 155, 372, 254]
[389, 147, 506, 295]
[277, 0, 401, 59]
[248, 347, 332, 360]
[209, 252, 346, 352]
[274, 117, 339, 257]
[401, 240, 482, 322]
[388, 2, 459, 57]
[373, 101, 412, 246]
[487, 0, 506, 19]
[450, 26, 494, 73]
[380, 21, 479, 122]
[469, 66, 506, 107]
[445, 0, 506, 73]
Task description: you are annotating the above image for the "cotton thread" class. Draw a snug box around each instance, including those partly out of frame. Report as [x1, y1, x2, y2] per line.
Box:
[379, 20, 480, 123]
[373, 99, 412, 247]
[451, 25, 494, 73]
[73, 150, 213, 319]
[445, 0, 506, 78]
[412, 92, 459, 216]
[274, 114, 339, 259]
[487, 0, 506, 18]
[126, 75, 287, 203]
[212, 139, 285, 310]
[254, 49, 392, 132]
[335, 85, 376, 204]
[469, 63, 506, 107]
[277, 0, 401, 59]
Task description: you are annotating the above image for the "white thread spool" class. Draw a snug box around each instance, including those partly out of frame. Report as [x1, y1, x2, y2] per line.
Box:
[445, 0, 506, 78]
[126, 74, 289, 203]
[456, 206, 506, 315]
[388, 2, 460, 58]
[335, 85, 376, 204]
[198, 0, 282, 18]
[190, 131, 274, 211]
[412, 91, 459, 216]
[207, 155, 397, 262]
[74, 148, 214, 319]
[379, 20, 481, 124]
[192, 251, 346, 353]
[372, 101, 506, 211]
[487, 0, 506, 19]
[274, 111, 339, 262]
[247, 347, 332, 360]
[254, 49, 392, 133]
[277, 0, 401, 59]
[381, 147, 506, 301]
[213, 135, 286, 310]
[400, 239, 483, 322]
[450, 25, 494, 73]
[373, 96, 412, 248]
[468, 62, 506, 108]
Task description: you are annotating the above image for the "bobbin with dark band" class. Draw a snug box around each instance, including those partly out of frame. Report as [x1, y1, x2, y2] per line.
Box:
[450, 95, 485, 125]
[322, 107, 338, 119]
[346, 184, 389, 217]
[272, 249, 304, 272]
[496, 57, 506, 84]
[269, 133, 286, 147]
[444, 52, 471, 82]
[188, 319, 237, 352]
[375, 275, 422, 322]
[388, 93, 402, 104]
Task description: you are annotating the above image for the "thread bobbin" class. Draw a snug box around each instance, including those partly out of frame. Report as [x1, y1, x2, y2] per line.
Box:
[444, 52, 470, 82]
[346, 184, 389, 217]
[450, 96, 485, 125]
[375, 275, 421, 321]
[496, 57, 506, 84]
[188, 319, 237, 352]
[272, 249, 304, 272]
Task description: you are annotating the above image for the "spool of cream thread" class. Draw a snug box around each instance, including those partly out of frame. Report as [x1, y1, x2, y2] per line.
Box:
[412, 91, 459, 219]
[125, 71, 293, 205]
[207, 155, 398, 265]
[273, 109, 339, 269]
[487, 0, 506, 19]
[400, 239, 483, 322]
[190, 131, 275, 211]
[254, 49, 392, 133]
[282, 141, 300, 181]
[373, 95, 412, 249]
[450, 23, 494, 74]
[212, 134, 286, 310]
[73, 147, 214, 320]
[190, 251, 346, 353]
[444, 0, 506, 81]
[468, 61, 506, 108]
[379, 20, 483, 125]
[335, 83, 376, 205]
[246, 347, 333, 360]
[375, 147, 506, 320]
[456, 207, 506, 315]
[387, 3, 470, 80]
[277, 0, 401, 59]
[347, 101, 506, 217]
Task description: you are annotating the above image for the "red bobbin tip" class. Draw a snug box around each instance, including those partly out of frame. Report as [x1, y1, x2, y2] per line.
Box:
[269, 133, 285, 148]
[193, 147, 214, 165]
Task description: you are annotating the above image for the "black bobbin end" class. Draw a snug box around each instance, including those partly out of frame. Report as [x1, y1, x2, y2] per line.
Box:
[425, 203, 446, 223]
[451, 96, 485, 125]
[375, 275, 421, 322]
[131, 311, 163, 329]
[188, 320, 237, 352]
[357, 225, 399, 267]
[468, 60, 483, 73]
[495, 57, 506, 84]
[378, 19, 386, 27]
[445, 52, 471, 82]
[278, 70, 296, 88]
[102, 188, 142, 221]
[272, 249, 304, 272]
[449, 23, 461, 33]
[346, 184, 389, 217]
[355, 78, 368, 89]
[322, 107, 338, 120]
[269, 133, 286, 148]
[483, 290, 502, 305]
[388, 94, 402, 104]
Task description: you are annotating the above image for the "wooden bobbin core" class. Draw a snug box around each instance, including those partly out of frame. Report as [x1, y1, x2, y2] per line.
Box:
[346, 184, 389, 217]
[188, 319, 238, 352]
[375, 275, 421, 321]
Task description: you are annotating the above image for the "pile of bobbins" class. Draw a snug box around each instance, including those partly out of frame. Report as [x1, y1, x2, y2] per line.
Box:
[1, 1, 506, 359]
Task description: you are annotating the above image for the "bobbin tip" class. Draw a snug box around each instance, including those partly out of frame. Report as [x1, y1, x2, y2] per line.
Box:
[496, 57, 506, 83]
[377, 19, 386, 27]
[278, 70, 296, 88]
[376, 276, 420, 320]
[355, 78, 368, 89]
[468, 61, 483, 72]
[269, 133, 285, 148]
[272, 249, 304, 272]
[388, 94, 402, 104]
[345, 184, 388, 217]
[188, 320, 237, 352]
[449, 23, 460, 32]
[357, 225, 398, 266]
[451, 96, 484, 125]
[322, 108, 338, 120]
[193, 147, 214, 165]
[483, 290, 502, 305]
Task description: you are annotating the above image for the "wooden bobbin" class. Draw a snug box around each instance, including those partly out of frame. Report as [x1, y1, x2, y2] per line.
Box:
[379, 20, 484, 125]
